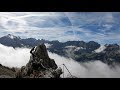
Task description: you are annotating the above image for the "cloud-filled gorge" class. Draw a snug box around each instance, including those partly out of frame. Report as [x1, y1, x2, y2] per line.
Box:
[0, 44, 120, 78]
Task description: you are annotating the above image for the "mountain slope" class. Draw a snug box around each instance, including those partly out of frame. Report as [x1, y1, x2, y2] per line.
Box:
[0, 64, 16, 78]
[0, 34, 120, 65]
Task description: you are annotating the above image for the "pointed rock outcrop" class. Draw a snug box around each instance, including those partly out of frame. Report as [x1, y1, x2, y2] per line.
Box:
[16, 43, 62, 78]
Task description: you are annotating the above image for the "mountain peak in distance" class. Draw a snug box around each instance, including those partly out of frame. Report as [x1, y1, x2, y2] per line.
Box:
[6, 34, 21, 40]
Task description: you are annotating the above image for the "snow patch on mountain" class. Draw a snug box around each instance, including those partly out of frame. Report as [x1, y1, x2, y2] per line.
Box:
[7, 34, 15, 39]
[65, 45, 76, 48]
[45, 43, 52, 48]
[6, 34, 20, 39]
[95, 45, 106, 53]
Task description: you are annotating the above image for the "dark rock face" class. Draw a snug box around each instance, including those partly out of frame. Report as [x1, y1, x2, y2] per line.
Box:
[93, 44, 120, 64]
[16, 43, 62, 78]
[101, 44, 120, 64]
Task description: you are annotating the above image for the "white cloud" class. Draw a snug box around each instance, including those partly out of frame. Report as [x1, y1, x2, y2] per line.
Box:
[0, 12, 120, 44]
[0, 12, 59, 33]
[0, 44, 120, 78]
[48, 52, 120, 78]
[0, 44, 30, 68]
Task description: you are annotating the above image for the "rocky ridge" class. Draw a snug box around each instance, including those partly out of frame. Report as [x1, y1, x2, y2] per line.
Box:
[16, 43, 62, 78]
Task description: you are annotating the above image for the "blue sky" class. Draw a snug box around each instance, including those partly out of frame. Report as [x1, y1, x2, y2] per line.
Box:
[0, 12, 120, 44]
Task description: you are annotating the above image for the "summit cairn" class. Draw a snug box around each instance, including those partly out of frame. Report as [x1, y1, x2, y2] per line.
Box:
[16, 43, 62, 78]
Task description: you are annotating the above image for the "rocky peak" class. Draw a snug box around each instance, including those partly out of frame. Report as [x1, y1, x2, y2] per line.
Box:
[16, 43, 62, 78]
[105, 44, 120, 52]
[6, 34, 21, 40]
[33, 43, 49, 59]
[98, 44, 120, 64]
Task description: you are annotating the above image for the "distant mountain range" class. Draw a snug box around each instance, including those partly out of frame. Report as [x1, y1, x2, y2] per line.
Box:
[0, 34, 120, 65]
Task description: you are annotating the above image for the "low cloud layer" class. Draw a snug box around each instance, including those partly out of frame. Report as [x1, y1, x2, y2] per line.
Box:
[48, 52, 120, 78]
[0, 44, 120, 78]
[0, 44, 30, 68]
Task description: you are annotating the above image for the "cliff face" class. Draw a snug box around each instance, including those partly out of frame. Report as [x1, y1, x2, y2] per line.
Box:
[16, 43, 62, 78]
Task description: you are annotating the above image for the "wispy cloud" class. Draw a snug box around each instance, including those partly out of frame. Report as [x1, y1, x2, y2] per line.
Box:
[0, 12, 120, 44]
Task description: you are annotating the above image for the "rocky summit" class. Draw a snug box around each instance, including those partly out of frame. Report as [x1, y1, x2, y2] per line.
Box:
[16, 43, 62, 78]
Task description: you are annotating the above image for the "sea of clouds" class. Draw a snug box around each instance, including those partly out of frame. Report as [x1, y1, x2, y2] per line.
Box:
[0, 43, 120, 78]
